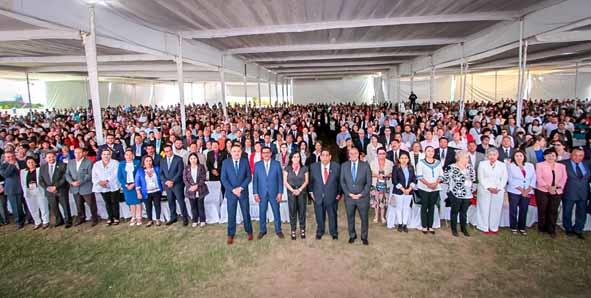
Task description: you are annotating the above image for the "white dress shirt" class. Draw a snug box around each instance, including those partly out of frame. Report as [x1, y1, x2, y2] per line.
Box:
[92, 159, 120, 192]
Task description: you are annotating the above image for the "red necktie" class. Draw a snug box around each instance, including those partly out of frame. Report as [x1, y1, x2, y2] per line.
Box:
[323, 167, 329, 183]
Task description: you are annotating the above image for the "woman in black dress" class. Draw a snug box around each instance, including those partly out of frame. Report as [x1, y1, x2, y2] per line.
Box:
[283, 152, 309, 240]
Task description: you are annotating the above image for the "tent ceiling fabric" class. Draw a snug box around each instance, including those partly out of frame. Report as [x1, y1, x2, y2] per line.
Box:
[0, 0, 588, 83]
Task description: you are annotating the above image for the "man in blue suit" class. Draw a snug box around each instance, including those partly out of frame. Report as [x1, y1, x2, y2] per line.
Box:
[160, 144, 188, 226]
[253, 147, 284, 239]
[560, 148, 590, 240]
[221, 143, 253, 245]
[0, 151, 25, 229]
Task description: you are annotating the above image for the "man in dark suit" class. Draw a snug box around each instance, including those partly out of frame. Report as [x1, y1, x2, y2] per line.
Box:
[0, 151, 25, 229]
[476, 135, 495, 154]
[340, 147, 372, 245]
[386, 139, 408, 164]
[497, 136, 515, 162]
[97, 134, 125, 161]
[309, 149, 341, 240]
[39, 151, 71, 228]
[221, 143, 253, 245]
[145, 144, 162, 167]
[435, 137, 456, 171]
[354, 129, 369, 154]
[308, 141, 323, 166]
[560, 148, 589, 239]
[206, 142, 222, 181]
[379, 127, 393, 148]
[252, 147, 284, 239]
[130, 134, 146, 161]
[160, 144, 188, 226]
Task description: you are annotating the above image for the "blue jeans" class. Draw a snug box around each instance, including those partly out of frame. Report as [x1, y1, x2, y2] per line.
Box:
[259, 193, 282, 234]
[227, 195, 253, 236]
[508, 192, 529, 230]
[562, 199, 587, 234]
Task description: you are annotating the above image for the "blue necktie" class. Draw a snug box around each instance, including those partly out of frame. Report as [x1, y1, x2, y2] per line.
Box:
[234, 160, 239, 175]
[352, 162, 357, 182]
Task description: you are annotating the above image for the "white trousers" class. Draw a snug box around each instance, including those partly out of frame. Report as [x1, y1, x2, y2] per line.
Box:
[476, 189, 504, 232]
[395, 194, 413, 225]
[25, 189, 49, 225]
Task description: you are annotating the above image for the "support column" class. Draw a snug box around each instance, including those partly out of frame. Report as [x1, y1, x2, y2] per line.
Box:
[257, 66, 261, 107]
[219, 55, 228, 120]
[82, 5, 104, 145]
[282, 78, 286, 104]
[575, 62, 579, 98]
[25, 72, 33, 121]
[267, 71, 272, 106]
[176, 33, 187, 132]
[516, 19, 526, 128]
[275, 74, 279, 105]
[243, 63, 248, 111]
[459, 43, 467, 122]
[494, 71, 498, 101]
[429, 67, 435, 109]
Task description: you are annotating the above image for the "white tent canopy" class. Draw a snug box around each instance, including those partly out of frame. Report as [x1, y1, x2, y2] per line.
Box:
[0, 0, 589, 110]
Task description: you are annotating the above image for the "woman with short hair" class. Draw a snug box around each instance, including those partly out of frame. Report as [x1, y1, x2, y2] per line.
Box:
[415, 146, 443, 234]
[441, 150, 475, 237]
[476, 148, 508, 235]
[135, 155, 163, 227]
[535, 148, 567, 238]
[118, 149, 142, 225]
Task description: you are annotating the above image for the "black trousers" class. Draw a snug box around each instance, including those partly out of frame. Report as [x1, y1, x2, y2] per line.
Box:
[48, 193, 71, 225]
[74, 193, 98, 223]
[166, 185, 188, 221]
[345, 197, 369, 240]
[508, 192, 529, 231]
[189, 197, 206, 223]
[418, 190, 439, 229]
[101, 191, 120, 221]
[314, 197, 338, 237]
[288, 192, 307, 231]
[144, 192, 162, 221]
[535, 190, 561, 234]
[0, 194, 9, 224]
[450, 196, 471, 232]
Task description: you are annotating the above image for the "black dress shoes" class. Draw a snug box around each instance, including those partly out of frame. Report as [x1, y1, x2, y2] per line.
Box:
[257, 232, 266, 240]
[182, 218, 189, 226]
[397, 225, 403, 232]
[348, 237, 356, 244]
[452, 230, 459, 237]
[403, 225, 408, 233]
[276, 232, 285, 239]
[462, 230, 471, 237]
[576, 233, 585, 240]
[64, 223, 72, 229]
[315, 235, 322, 240]
[166, 219, 177, 226]
[362, 239, 369, 246]
[332, 235, 338, 240]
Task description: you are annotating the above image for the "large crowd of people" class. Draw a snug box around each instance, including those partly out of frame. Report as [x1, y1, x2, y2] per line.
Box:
[0, 98, 590, 245]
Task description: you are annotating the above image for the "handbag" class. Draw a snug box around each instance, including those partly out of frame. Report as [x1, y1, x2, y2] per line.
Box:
[412, 190, 422, 205]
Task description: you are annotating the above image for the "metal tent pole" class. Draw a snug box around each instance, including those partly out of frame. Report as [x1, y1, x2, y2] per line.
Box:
[176, 33, 187, 132]
[219, 55, 228, 120]
[257, 66, 261, 107]
[82, 4, 104, 145]
[243, 63, 248, 112]
[25, 72, 33, 121]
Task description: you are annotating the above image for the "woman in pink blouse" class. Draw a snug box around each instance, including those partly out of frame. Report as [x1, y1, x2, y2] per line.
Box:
[535, 148, 567, 238]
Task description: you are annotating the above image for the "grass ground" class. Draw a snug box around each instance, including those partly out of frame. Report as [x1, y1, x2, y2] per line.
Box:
[0, 205, 590, 298]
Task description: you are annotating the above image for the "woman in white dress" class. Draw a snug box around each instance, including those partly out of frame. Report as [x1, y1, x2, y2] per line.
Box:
[476, 148, 508, 234]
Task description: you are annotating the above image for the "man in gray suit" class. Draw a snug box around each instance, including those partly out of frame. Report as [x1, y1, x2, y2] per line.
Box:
[39, 151, 71, 228]
[308, 149, 341, 240]
[66, 148, 98, 226]
[468, 141, 485, 179]
[340, 146, 372, 245]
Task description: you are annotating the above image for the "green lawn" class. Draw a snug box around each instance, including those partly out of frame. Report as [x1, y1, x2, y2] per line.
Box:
[1, 207, 590, 298]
